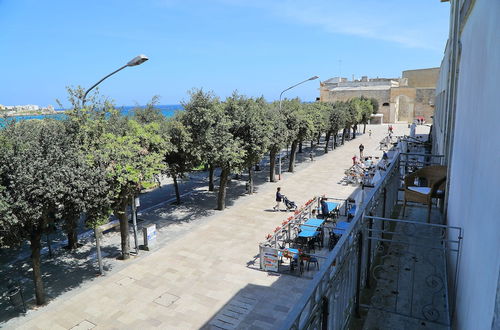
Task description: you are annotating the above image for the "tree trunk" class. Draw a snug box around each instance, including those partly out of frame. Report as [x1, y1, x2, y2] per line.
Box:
[363, 123, 367, 134]
[269, 149, 277, 182]
[248, 166, 254, 194]
[67, 226, 78, 250]
[288, 140, 299, 173]
[333, 133, 337, 149]
[317, 133, 321, 145]
[310, 140, 314, 149]
[117, 200, 130, 260]
[342, 128, 346, 144]
[173, 175, 181, 204]
[298, 141, 303, 153]
[324, 131, 331, 153]
[352, 125, 357, 139]
[30, 229, 45, 305]
[217, 166, 230, 210]
[208, 164, 214, 191]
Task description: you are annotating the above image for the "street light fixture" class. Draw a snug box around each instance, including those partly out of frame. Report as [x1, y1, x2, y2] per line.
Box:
[82, 54, 148, 275]
[277, 75, 319, 180]
[81, 54, 149, 107]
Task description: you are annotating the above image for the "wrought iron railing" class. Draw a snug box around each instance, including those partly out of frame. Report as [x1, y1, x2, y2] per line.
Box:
[280, 148, 452, 329]
[280, 150, 403, 329]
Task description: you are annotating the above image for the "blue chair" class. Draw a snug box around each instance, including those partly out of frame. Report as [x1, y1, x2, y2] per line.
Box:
[307, 257, 319, 270]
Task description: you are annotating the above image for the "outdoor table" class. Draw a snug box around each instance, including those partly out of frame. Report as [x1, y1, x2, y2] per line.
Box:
[325, 202, 340, 217]
[298, 219, 324, 251]
[298, 229, 320, 238]
[303, 218, 325, 228]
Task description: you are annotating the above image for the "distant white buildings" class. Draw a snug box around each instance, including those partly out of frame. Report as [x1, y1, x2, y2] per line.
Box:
[0, 104, 55, 115]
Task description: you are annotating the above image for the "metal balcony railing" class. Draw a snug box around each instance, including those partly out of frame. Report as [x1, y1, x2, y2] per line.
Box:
[280, 148, 459, 330]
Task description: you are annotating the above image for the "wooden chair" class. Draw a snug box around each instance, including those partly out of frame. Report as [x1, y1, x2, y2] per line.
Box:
[402, 165, 447, 223]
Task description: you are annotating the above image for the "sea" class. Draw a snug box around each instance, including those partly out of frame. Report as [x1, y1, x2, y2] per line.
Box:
[2, 104, 183, 122]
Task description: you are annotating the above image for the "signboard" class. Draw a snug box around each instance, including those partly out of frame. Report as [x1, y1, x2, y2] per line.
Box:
[262, 247, 279, 272]
[142, 224, 157, 250]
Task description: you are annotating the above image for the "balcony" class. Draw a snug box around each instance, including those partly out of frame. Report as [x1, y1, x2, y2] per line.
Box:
[280, 138, 462, 330]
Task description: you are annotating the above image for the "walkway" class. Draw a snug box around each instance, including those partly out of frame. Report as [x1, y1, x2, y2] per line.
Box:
[6, 124, 413, 329]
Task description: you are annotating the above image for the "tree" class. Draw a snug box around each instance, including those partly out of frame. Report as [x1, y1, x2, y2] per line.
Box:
[305, 102, 329, 150]
[100, 115, 166, 259]
[266, 103, 288, 182]
[161, 112, 195, 204]
[325, 101, 347, 152]
[346, 99, 363, 139]
[132, 95, 164, 125]
[226, 94, 270, 194]
[369, 97, 379, 114]
[208, 95, 247, 210]
[181, 89, 220, 191]
[57, 146, 111, 250]
[61, 87, 115, 249]
[280, 98, 303, 173]
[0, 119, 81, 305]
[358, 96, 375, 134]
[289, 103, 315, 172]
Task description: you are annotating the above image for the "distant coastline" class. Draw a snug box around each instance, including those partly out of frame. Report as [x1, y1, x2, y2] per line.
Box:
[0, 104, 183, 122]
[1, 110, 65, 117]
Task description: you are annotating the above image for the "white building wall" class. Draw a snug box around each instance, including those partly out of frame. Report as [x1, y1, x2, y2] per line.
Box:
[447, 1, 500, 329]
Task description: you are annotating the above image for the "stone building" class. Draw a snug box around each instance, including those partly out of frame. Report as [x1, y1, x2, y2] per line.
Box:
[319, 68, 439, 123]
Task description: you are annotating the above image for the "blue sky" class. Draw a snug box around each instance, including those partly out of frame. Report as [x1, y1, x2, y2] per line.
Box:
[0, 0, 450, 107]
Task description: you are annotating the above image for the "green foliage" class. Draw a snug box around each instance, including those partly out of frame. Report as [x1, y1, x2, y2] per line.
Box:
[328, 101, 348, 134]
[305, 102, 331, 140]
[181, 88, 221, 168]
[369, 97, 379, 114]
[358, 96, 375, 125]
[267, 101, 288, 153]
[133, 95, 164, 124]
[225, 93, 270, 169]
[101, 118, 166, 201]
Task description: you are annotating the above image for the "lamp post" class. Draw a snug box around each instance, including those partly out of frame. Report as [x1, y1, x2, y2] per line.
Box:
[81, 54, 149, 107]
[277, 75, 319, 180]
[82, 54, 148, 274]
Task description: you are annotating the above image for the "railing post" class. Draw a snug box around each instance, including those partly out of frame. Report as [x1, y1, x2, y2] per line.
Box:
[382, 188, 387, 218]
[365, 215, 373, 289]
[354, 232, 363, 318]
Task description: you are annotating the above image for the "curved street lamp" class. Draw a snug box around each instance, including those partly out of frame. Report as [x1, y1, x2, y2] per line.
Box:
[81, 54, 149, 107]
[277, 75, 319, 180]
[83, 54, 148, 274]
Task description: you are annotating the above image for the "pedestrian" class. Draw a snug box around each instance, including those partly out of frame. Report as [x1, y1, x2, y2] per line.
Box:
[320, 197, 329, 218]
[273, 187, 283, 211]
[368, 130, 372, 138]
[352, 155, 357, 165]
[410, 122, 417, 138]
[359, 143, 364, 159]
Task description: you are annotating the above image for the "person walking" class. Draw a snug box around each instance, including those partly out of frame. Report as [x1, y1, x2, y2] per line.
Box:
[359, 143, 365, 159]
[352, 155, 357, 165]
[273, 187, 283, 211]
[368, 130, 372, 138]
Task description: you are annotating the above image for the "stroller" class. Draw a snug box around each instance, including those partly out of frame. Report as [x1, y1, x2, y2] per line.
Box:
[282, 195, 297, 211]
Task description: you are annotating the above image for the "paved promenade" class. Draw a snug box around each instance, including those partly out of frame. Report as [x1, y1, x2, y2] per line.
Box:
[7, 124, 413, 329]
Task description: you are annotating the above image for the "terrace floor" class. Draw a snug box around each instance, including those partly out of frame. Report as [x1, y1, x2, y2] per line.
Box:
[357, 204, 455, 330]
